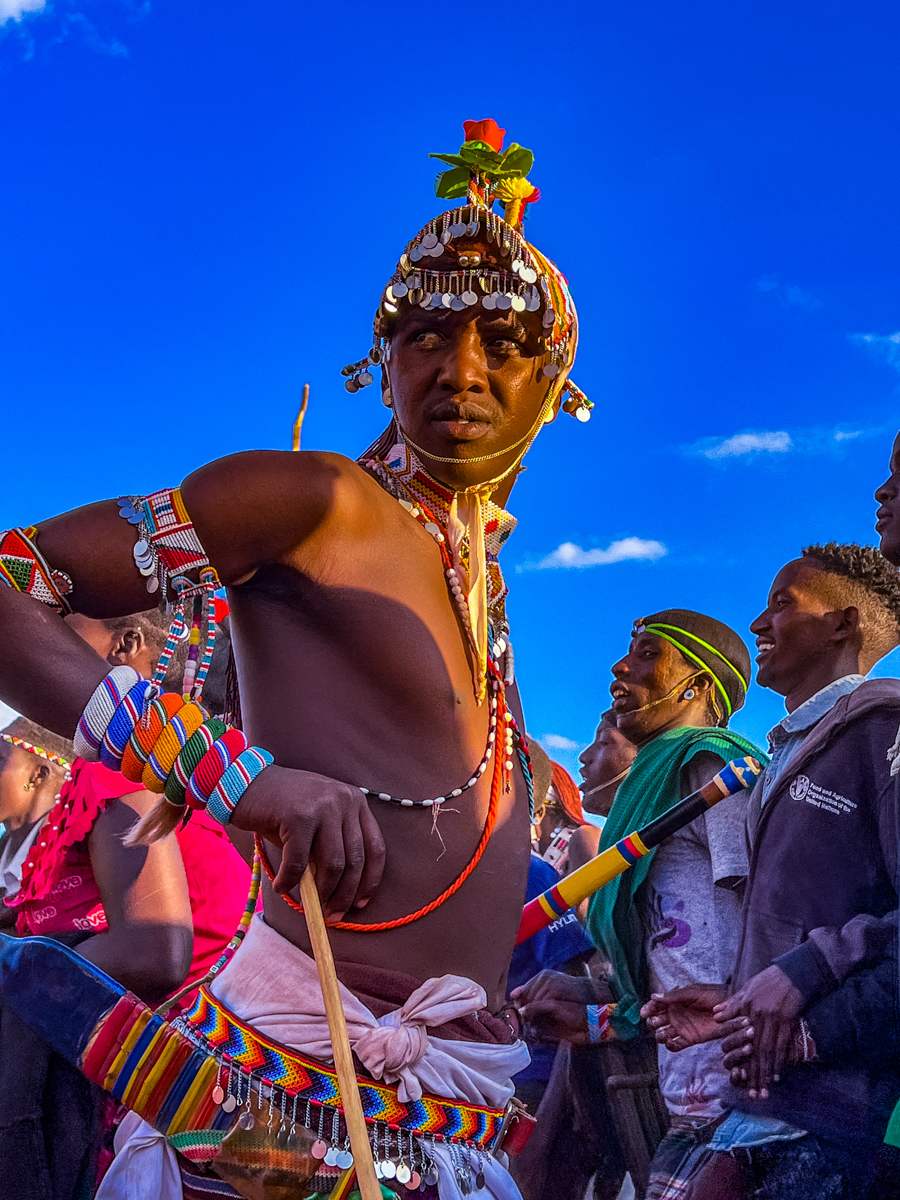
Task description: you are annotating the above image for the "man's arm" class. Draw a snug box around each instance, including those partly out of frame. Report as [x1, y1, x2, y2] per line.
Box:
[0, 451, 343, 729]
[0, 451, 386, 913]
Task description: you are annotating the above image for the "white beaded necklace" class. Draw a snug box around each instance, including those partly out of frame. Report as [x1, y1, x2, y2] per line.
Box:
[353, 493, 517, 808]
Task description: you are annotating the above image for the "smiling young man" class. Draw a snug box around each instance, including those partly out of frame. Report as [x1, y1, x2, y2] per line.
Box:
[514, 610, 764, 1198]
[647, 542, 900, 1199]
[0, 124, 593, 1200]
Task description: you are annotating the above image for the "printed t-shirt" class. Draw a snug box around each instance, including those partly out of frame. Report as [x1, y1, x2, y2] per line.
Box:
[637, 758, 749, 1118]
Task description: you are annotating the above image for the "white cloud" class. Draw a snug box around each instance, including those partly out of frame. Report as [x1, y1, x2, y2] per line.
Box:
[834, 430, 861, 442]
[0, 0, 44, 21]
[521, 537, 668, 571]
[849, 331, 900, 372]
[700, 430, 792, 459]
[540, 734, 580, 751]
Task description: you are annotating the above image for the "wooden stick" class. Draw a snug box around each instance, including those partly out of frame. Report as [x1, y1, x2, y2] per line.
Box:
[292, 383, 310, 451]
[299, 866, 381, 1200]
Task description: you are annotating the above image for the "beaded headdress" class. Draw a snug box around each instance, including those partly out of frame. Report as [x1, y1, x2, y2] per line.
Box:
[343, 118, 591, 424]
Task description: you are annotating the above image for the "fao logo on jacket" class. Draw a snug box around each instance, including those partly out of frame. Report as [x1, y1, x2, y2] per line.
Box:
[789, 775, 811, 801]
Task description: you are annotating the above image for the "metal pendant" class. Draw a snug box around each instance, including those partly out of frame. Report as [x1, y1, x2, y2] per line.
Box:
[237, 1111, 255, 1130]
[312, 1139, 328, 1160]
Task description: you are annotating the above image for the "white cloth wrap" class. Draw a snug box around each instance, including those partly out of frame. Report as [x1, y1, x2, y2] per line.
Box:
[97, 914, 528, 1200]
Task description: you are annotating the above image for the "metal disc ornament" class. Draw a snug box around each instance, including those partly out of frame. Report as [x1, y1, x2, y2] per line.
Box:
[396, 1164, 412, 1185]
[381, 1160, 397, 1180]
[495, 294, 512, 310]
[212, 1086, 225, 1106]
[237, 1111, 255, 1130]
[422, 233, 438, 249]
[336, 1150, 354, 1170]
[311, 1140, 328, 1160]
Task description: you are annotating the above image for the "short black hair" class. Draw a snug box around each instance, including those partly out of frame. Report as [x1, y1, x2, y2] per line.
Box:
[801, 542, 900, 660]
[101, 607, 231, 715]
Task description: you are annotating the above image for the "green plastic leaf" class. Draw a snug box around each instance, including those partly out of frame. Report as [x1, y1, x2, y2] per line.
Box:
[499, 143, 534, 177]
[429, 152, 470, 169]
[434, 165, 470, 199]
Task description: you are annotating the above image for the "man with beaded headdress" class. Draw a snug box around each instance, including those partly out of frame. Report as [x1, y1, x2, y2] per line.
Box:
[0, 119, 591, 1200]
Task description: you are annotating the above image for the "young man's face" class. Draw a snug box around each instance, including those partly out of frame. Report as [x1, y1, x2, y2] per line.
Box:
[750, 560, 843, 696]
[386, 281, 553, 485]
[609, 633, 699, 744]
[875, 431, 900, 566]
[579, 719, 636, 815]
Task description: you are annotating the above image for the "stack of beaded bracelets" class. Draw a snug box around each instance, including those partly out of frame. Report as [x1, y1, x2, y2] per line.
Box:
[73, 666, 272, 826]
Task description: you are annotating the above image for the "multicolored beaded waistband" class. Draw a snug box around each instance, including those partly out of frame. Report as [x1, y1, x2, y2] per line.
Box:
[179, 987, 505, 1152]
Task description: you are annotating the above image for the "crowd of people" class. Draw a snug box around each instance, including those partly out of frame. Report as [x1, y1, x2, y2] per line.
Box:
[0, 120, 898, 1200]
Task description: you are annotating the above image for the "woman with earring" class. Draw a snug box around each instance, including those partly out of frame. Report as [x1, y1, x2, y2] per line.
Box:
[0, 718, 72, 924]
[513, 610, 767, 1199]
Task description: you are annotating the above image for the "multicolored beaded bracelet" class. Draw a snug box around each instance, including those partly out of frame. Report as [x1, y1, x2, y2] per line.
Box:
[586, 1004, 615, 1045]
[165, 718, 227, 808]
[187, 728, 248, 808]
[74, 669, 273, 829]
[100, 679, 158, 771]
[74, 667, 143, 761]
[143, 701, 207, 793]
[207, 747, 273, 826]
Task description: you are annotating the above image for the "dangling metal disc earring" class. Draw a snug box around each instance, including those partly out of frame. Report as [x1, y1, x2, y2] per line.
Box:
[382, 387, 394, 408]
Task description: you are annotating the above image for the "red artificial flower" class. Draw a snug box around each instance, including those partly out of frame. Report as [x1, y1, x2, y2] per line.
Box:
[463, 119, 505, 153]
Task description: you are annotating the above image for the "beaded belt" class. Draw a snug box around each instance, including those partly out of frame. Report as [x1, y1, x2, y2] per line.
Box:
[178, 986, 505, 1152]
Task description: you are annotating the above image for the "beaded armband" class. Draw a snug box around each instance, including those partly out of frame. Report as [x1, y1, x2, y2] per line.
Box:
[73, 670, 272, 829]
[0, 526, 73, 614]
[116, 488, 220, 702]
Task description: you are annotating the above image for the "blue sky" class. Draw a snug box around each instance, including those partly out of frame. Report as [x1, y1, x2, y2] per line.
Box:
[3, 0, 900, 776]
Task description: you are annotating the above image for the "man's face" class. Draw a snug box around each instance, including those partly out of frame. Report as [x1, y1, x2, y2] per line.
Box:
[609, 633, 696, 744]
[750, 560, 845, 696]
[579, 720, 636, 816]
[387, 293, 552, 485]
[875, 431, 900, 566]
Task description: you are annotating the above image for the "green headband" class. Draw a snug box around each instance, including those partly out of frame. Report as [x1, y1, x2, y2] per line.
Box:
[636, 622, 749, 718]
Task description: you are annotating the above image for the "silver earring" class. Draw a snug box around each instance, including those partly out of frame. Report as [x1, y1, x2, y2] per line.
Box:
[683, 688, 695, 700]
[382, 387, 394, 408]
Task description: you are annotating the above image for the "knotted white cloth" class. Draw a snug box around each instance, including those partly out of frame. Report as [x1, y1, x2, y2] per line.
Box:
[97, 915, 528, 1200]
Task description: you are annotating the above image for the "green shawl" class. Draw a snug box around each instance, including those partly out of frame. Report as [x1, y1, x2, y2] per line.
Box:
[584, 725, 767, 1039]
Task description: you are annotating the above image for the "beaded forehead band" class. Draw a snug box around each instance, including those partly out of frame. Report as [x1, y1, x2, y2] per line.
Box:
[0, 733, 70, 770]
[342, 119, 592, 425]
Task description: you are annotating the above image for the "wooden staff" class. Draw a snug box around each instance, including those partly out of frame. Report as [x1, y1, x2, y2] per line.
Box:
[299, 866, 381, 1200]
[517, 755, 762, 944]
[293, 383, 310, 451]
